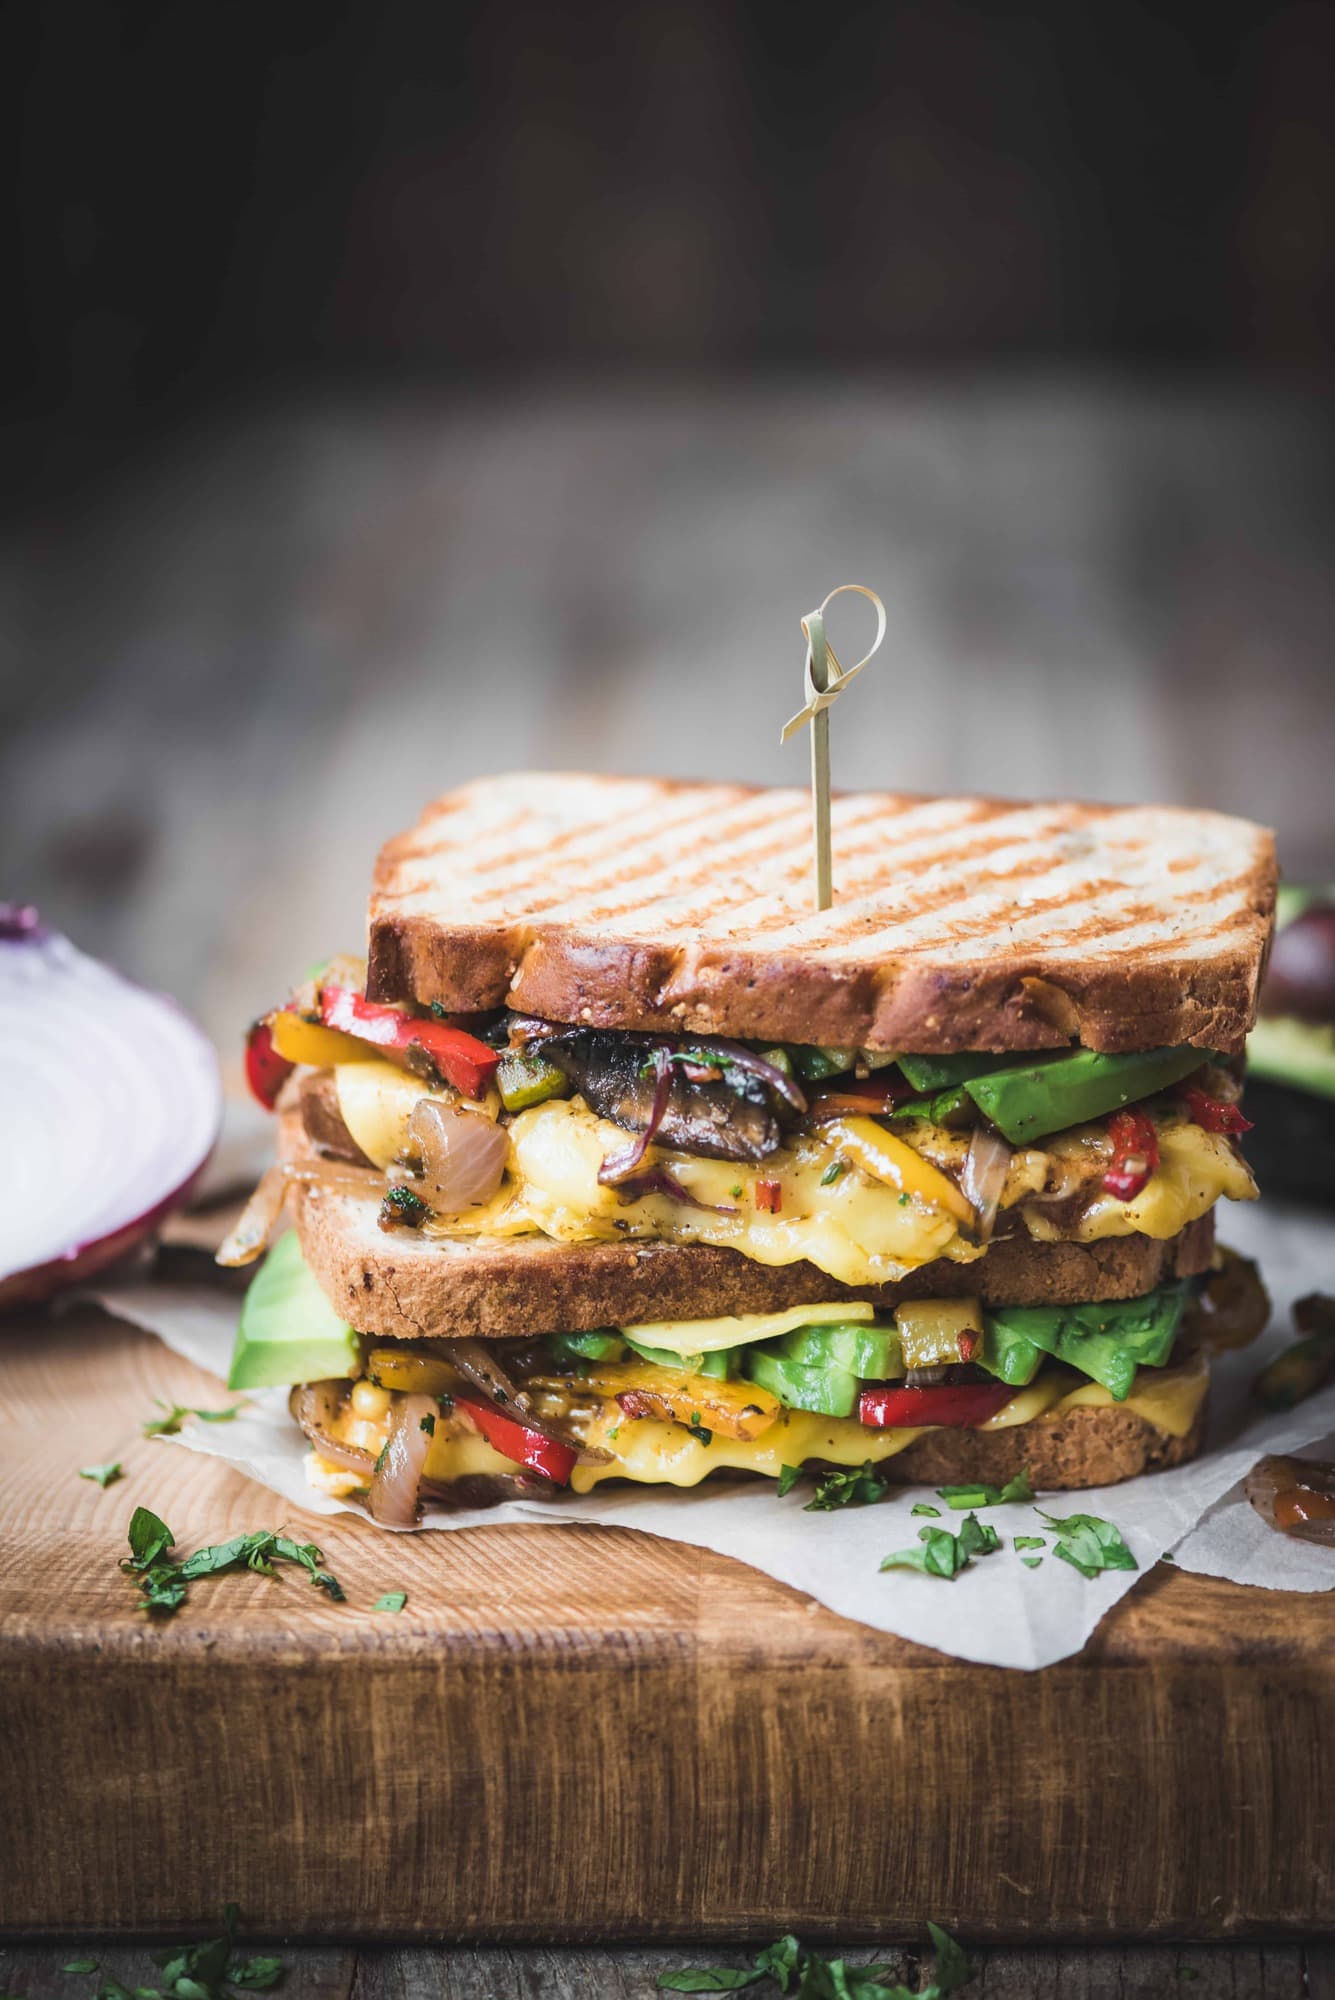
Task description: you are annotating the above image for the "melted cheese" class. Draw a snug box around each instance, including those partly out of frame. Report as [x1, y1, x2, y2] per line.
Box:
[625, 1300, 875, 1356]
[331, 1059, 1253, 1288]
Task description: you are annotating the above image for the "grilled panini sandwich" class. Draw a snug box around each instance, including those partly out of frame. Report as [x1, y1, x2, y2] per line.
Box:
[224, 774, 1276, 1520]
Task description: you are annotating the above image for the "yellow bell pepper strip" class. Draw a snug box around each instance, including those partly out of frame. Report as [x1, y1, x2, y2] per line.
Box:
[530, 1360, 781, 1440]
[269, 1009, 373, 1069]
[822, 1116, 976, 1226]
[365, 1349, 457, 1397]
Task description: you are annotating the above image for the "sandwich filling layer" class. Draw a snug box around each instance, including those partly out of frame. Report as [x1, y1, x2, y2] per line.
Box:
[233, 1235, 1267, 1509]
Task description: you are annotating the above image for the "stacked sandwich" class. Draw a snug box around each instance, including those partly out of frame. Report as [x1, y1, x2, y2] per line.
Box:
[224, 774, 1275, 1521]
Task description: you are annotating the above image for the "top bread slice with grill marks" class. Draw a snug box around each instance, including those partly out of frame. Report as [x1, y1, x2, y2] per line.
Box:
[366, 773, 1277, 1055]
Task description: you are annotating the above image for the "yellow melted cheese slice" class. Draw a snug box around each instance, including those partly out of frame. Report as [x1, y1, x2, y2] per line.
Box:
[333, 1059, 1254, 1288]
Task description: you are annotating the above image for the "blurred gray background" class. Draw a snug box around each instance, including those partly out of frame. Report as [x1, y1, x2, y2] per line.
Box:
[4, 0, 1334, 1048]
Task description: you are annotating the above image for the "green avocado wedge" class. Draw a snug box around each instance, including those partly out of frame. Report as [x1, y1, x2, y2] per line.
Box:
[963, 1045, 1206, 1144]
[896, 1051, 1032, 1092]
[980, 1284, 1187, 1402]
[227, 1232, 360, 1391]
[623, 1336, 732, 1378]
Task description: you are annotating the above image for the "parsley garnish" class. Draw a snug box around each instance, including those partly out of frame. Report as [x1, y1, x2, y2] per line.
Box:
[658, 1923, 970, 1996]
[1013, 1535, 1045, 1551]
[57, 1905, 285, 2000]
[730, 1184, 743, 1199]
[1021, 1556, 1043, 1569]
[880, 1513, 1000, 1580]
[120, 1511, 345, 1618]
[819, 1160, 847, 1187]
[777, 1464, 802, 1497]
[143, 1400, 241, 1438]
[1038, 1510, 1138, 1579]
[898, 1191, 911, 1205]
[79, 1461, 124, 1489]
[378, 1185, 429, 1230]
[62, 1962, 99, 1975]
[935, 1469, 1034, 1510]
[803, 1461, 890, 1511]
[420, 1414, 436, 1435]
[686, 1413, 713, 1445]
[373, 1591, 407, 1614]
[911, 1502, 941, 1518]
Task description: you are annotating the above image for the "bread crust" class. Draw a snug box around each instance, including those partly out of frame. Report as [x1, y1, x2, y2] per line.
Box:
[881, 1397, 1206, 1488]
[280, 1112, 1215, 1342]
[366, 776, 1277, 1055]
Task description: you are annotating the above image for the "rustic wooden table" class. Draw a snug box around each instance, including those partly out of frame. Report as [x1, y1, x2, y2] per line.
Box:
[3, 1937, 1334, 1998]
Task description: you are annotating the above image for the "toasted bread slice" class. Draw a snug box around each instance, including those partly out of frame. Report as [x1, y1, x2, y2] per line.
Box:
[279, 1113, 1215, 1344]
[366, 773, 1276, 1055]
[875, 1395, 1205, 1488]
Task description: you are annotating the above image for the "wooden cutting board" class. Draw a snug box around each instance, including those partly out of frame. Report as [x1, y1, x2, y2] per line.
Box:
[2, 1299, 1332, 1942]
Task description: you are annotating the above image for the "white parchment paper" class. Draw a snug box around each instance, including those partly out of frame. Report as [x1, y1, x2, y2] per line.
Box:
[88, 1197, 1335, 1670]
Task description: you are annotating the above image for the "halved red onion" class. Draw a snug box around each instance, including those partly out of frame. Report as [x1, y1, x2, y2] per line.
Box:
[960, 1124, 1012, 1244]
[0, 909, 222, 1309]
[369, 1392, 438, 1526]
[407, 1097, 508, 1212]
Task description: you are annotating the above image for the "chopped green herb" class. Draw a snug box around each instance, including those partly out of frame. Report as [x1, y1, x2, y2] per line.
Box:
[776, 1464, 803, 1497]
[1039, 1510, 1138, 1580]
[730, 1184, 743, 1199]
[378, 1185, 429, 1230]
[658, 1922, 969, 1996]
[606, 1422, 621, 1442]
[937, 1469, 1034, 1510]
[1020, 1556, 1043, 1569]
[79, 1462, 124, 1489]
[372, 1592, 407, 1614]
[1013, 1535, 1045, 1551]
[374, 1444, 390, 1475]
[804, 1461, 889, 1511]
[143, 1400, 241, 1438]
[881, 1513, 1000, 1580]
[63, 1961, 100, 1974]
[686, 1414, 713, 1445]
[419, 1413, 436, 1435]
[911, 1503, 942, 1518]
[898, 1191, 911, 1205]
[120, 1515, 344, 1619]
[819, 1159, 847, 1186]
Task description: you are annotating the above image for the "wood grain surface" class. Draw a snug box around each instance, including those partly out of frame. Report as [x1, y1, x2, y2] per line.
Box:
[3, 1299, 1333, 1942]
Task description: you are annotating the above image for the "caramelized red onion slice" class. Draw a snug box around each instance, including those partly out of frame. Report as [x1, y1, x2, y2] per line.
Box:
[608, 1165, 740, 1214]
[290, 1382, 376, 1476]
[217, 1157, 388, 1267]
[406, 1097, 508, 1213]
[598, 1046, 673, 1185]
[961, 1124, 1012, 1244]
[447, 1337, 527, 1410]
[705, 1039, 808, 1116]
[369, 1392, 438, 1526]
[0, 909, 222, 1309]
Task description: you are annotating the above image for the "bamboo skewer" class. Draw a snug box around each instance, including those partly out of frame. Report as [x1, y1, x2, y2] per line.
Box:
[780, 585, 887, 912]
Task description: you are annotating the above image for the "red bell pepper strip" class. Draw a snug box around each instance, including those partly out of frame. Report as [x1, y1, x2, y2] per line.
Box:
[244, 1018, 294, 1110]
[858, 1382, 1013, 1429]
[1178, 1082, 1254, 1137]
[754, 1178, 783, 1213]
[1102, 1107, 1160, 1201]
[319, 986, 500, 1098]
[454, 1393, 577, 1485]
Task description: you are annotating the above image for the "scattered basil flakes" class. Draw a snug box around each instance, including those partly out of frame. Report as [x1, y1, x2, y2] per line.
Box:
[120, 1512, 344, 1618]
[58, 1906, 286, 2000]
[1038, 1510, 1139, 1580]
[911, 1503, 941, 1518]
[373, 1591, 408, 1613]
[936, 1469, 1034, 1510]
[659, 1922, 969, 1997]
[804, 1461, 890, 1511]
[1013, 1535, 1045, 1551]
[79, 1462, 124, 1489]
[142, 1400, 241, 1438]
[881, 1513, 999, 1581]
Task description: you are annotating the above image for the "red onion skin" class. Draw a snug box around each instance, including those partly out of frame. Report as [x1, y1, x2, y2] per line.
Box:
[0, 1172, 211, 1312]
[598, 1046, 674, 1185]
[368, 1393, 438, 1526]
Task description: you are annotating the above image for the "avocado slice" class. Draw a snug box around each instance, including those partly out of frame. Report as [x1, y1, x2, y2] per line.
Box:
[896, 1051, 1031, 1092]
[227, 1232, 360, 1391]
[547, 1328, 626, 1365]
[743, 1346, 860, 1417]
[980, 1284, 1186, 1402]
[623, 1335, 732, 1378]
[964, 1045, 1206, 1144]
[774, 1320, 903, 1380]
